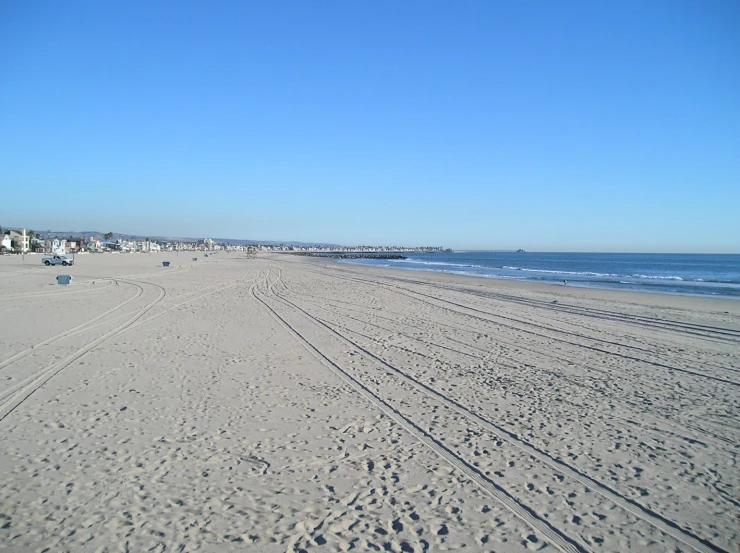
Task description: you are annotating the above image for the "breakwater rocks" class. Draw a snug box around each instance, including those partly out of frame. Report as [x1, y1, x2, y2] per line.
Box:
[291, 253, 407, 260]
[328, 254, 406, 260]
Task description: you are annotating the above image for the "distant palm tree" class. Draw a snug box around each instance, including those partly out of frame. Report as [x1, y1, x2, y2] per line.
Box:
[104, 232, 114, 241]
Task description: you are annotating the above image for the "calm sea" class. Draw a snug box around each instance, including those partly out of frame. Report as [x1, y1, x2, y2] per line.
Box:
[338, 252, 740, 298]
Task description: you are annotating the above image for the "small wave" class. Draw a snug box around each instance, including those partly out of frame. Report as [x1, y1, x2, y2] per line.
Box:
[445, 270, 520, 280]
[627, 275, 740, 284]
[630, 274, 684, 281]
[397, 259, 486, 269]
[502, 266, 620, 277]
[684, 278, 740, 285]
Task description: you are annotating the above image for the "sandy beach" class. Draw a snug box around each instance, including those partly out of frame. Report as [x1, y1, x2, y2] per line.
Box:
[0, 251, 738, 553]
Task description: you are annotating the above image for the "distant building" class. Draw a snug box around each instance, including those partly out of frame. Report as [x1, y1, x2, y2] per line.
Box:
[7, 229, 29, 252]
[46, 239, 66, 255]
[86, 238, 103, 252]
[30, 237, 45, 252]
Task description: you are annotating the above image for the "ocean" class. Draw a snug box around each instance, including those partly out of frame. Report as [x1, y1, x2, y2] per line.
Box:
[338, 252, 740, 299]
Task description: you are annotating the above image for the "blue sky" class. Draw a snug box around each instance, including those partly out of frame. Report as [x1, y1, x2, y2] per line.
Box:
[1, 0, 738, 251]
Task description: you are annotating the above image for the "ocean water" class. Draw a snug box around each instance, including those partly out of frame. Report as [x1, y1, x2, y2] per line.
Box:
[338, 252, 740, 298]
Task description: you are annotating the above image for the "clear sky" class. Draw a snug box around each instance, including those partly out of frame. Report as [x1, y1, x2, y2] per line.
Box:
[1, 1, 738, 251]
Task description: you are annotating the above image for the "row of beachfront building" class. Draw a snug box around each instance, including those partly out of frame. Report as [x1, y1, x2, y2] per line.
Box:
[1, 229, 229, 255]
[2, 228, 447, 255]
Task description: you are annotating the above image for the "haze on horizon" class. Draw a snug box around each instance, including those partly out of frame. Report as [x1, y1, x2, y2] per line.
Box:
[1, 1, 738, 253]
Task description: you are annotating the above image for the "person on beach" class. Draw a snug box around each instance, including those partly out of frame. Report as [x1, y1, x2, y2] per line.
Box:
[563, 280, 568, 285]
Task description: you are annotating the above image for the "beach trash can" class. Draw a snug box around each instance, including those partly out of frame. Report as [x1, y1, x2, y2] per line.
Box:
[162, 261, 170, 267]
[204, 254, 208, 257]
[192, 257, 198, 262]
[56, 275, 72, 285]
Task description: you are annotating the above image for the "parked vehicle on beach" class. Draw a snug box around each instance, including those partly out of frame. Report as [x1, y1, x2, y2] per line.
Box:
[42, 255, 74, 266]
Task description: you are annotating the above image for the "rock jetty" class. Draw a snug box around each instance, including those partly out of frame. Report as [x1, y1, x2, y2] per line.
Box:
[291, 253, 407, 260]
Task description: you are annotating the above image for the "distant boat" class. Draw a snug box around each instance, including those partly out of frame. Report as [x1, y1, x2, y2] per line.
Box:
[516, 249, 525, 253]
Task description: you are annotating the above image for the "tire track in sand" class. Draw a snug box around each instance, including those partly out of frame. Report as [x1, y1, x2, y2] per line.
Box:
[0, 280, 144, 372]
[267, 266, 727, 553]
[1, 270, 258, 406]
[0, 279, 167, 423]
[252, 267, 587, 553]
[318, 269, 740, 387]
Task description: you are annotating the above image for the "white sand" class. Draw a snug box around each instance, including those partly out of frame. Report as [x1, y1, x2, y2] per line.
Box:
[0, 252, 738, 552]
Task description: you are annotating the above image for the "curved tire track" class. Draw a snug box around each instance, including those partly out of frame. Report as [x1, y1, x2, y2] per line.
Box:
[0, 279, 167, 423]
[0, 280, 144, 372]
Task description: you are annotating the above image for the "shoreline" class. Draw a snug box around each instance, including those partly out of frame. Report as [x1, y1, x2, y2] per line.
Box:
[306, 254, 740, 316]
[321, 253, 740, 303]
